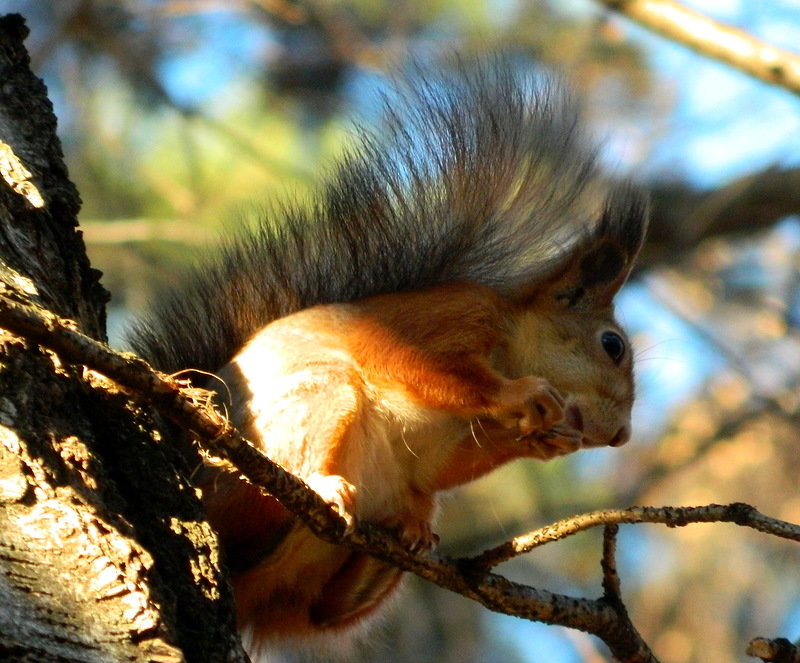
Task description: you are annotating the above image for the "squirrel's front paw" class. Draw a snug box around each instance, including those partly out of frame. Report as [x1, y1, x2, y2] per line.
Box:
[381, 514, 439, 553]
[307, 472, 358, 533]
[526, 423, 583, 459]
[489, 376, 565, 437]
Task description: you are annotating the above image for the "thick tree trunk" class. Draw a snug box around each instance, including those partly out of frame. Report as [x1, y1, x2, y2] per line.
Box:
[0, 14, 246, 662]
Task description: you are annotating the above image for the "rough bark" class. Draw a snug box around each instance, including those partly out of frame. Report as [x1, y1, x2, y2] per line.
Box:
[0, 13, 246, 662]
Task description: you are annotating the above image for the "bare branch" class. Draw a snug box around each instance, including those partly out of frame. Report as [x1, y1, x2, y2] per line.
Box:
[601, 524, 622, 604]
[747, 637, 800, 663]
[597, 0, 800, 96]
[80, 218, 209, 244]
[0, 292, 351, 540]
[5, 294, 800, 663]
[0, 292, 661, 662]
[466, 504, 800, 570]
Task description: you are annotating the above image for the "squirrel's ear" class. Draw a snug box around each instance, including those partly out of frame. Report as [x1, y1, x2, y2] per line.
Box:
[533, 183, 648, 310]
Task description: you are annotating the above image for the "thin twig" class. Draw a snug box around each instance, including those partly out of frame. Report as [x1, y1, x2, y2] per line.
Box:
[0, 293, 660, 662]
[0, 291, 353, 537]
[601, 524, 622, 603]
[598, 0, 800, 96]
[466, 504, 800, 571]
[3, 293, 800, 662]
[747, 637, 800, 663]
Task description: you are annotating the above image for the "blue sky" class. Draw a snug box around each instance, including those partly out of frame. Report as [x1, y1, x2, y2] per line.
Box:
[147, 1, 800, 190]
[9, 2, 800, 659]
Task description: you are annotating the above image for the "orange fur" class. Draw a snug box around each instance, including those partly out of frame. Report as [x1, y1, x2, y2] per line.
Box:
[126, 61, 649, 662]
[200, 234, 642, 654]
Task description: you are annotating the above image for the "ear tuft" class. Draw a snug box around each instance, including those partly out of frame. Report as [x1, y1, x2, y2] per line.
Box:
[597, 182, 649, 263]
[579, 242, 626, 288]
[517, 179, 648, 310]
[577, 181, 648, 305]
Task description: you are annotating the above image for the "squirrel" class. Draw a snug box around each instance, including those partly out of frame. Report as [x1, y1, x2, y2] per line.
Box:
[129, 59, 648, 660]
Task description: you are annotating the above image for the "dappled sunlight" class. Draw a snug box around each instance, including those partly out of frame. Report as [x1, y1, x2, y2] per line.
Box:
[2, 0, 800, 661]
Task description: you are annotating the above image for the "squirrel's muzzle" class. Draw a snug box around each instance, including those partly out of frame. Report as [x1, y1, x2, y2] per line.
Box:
[565, 400, 631, 448]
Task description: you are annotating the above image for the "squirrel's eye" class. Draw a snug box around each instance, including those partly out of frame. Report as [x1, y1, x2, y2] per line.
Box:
[601, 331, 626, 364]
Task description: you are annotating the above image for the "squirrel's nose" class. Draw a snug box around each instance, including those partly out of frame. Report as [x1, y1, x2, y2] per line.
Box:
[608, 424, 630, 447]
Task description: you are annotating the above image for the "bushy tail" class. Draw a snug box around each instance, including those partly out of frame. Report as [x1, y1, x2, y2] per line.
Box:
[129, 57, 643, 374]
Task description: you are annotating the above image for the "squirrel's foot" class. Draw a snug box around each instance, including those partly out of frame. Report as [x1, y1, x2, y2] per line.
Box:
[489, 376, 565, 437]
[382, 513, 439, 553]
[307, 472, 358, 534]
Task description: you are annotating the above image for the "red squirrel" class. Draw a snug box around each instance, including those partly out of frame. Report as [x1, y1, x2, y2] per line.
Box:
[130, 60, 648, 660]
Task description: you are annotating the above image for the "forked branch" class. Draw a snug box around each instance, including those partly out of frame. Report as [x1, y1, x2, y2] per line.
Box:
[1, 293, 798, 663]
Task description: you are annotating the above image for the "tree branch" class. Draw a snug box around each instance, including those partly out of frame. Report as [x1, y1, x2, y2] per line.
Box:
[597, 0, 800, 96]
[3, 293, 800, 663]
[747, 637, 800, 663]
[601, 524, 623, 604]
[465, 503, 800, 571]
[0, 292, 661, 662]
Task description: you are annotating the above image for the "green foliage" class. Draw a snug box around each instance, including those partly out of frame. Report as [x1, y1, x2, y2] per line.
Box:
[15, 1, 800, 661]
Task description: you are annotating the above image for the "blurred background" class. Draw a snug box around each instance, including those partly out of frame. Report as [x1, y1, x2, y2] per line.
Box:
[4, 0, 799, 661]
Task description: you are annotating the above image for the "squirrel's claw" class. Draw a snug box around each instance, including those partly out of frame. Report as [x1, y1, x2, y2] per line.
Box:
[307, 473, 358, 534]
[518, 424, 583, 460]
[382, 514, 439, 553]
[544, 424, 583, 452]
[490, 376, 566, 436]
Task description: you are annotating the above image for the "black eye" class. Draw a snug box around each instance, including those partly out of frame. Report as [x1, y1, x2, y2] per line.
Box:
[601, 331, 626, 364]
